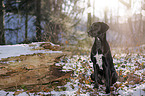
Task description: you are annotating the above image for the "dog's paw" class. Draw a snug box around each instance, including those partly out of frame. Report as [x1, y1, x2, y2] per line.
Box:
[111, 71, 118, 85]
[98, 75, 104, 85]
[105, 88, 110, 94]
[91, 73, 104, 85]
[94, 83, 99, 89]
[90, 73, 95, 81]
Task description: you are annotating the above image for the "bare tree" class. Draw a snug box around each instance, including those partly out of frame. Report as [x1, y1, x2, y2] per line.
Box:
[141, 0, 145, 44]
[87, 0, 91, 31]
[36, 0, 41, 41]
[104, 7, 108, 39]
[24, 1, 28, 43]
[41, 0, 84, 44]
[0, 0, 5, 45]
[119, 0, 137, 46]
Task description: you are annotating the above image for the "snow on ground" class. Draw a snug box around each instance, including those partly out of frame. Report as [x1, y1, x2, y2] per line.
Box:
[53, 55, 145, 96]
[0, 42, 62, 60]
[0, 43, 145, 95]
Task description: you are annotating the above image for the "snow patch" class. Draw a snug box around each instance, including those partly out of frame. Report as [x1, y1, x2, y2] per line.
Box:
[0, 42, 62, 60]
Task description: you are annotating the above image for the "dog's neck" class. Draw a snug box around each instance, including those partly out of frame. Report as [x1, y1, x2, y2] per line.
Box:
[95, 37, 101, 49]
[95, 35, 106, 45]
[95, 35, 108, 55]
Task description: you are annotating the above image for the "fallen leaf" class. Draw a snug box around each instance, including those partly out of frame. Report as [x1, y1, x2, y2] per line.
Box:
[129, 81, 135, 85]
[110, 86, 114, 91]
[85, 80, 90, 84]
[134, 78, 140, 84]
[114, 82, 122, 88]
[142, 71, 145, 76]
[135, 68, 140, 71]
[14, 91, 23, 95]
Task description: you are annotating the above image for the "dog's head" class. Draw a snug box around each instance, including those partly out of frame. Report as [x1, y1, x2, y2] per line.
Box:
[88, 22, 109, 38]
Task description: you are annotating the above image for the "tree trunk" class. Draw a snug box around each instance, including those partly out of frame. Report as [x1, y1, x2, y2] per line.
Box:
[92, 0, 95, 21]
[25, 1, 28, 43]
[104, 7, 108, 39]
[119, 0, 137, 46]
[36, 0, 41, 41]
[143, 21, 145, 43]
[87, 0, 91, 32]
[0, 0, 5, 45]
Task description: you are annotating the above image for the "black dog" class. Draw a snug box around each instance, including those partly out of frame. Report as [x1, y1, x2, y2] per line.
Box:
[88, 22, 118, 93]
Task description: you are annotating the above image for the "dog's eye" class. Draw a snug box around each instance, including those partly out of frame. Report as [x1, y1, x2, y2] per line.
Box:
[94, 25, 99, 30]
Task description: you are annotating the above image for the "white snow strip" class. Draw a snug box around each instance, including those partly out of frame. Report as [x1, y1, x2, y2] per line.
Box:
[0, 43, 62, 60]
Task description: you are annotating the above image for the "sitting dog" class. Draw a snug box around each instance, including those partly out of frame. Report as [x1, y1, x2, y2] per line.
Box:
[88, 22, 118, 93]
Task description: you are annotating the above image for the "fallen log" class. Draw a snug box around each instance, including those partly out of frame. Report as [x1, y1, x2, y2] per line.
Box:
[0, 52, 72, 89]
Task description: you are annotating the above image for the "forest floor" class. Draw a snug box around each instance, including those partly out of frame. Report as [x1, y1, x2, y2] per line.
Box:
[0, 42, 145, 96]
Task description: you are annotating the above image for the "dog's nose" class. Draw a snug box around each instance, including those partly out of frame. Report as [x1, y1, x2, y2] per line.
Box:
[87, 31, 91, 36]
[87, 30, 90, 33]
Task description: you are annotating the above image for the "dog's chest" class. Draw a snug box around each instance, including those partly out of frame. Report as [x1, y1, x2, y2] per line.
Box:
[95, 53, 103, 69]
[94, 37, 103, 69]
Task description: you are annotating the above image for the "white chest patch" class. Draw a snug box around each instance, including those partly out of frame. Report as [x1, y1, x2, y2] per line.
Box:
[94, 53, 103, 69]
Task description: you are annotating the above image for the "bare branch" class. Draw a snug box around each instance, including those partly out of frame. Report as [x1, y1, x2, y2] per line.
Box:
[118, 0, 131, 8]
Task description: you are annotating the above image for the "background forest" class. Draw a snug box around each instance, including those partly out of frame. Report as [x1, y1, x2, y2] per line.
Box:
[0, 0, 145, 48]
[0, 0, 145, 95]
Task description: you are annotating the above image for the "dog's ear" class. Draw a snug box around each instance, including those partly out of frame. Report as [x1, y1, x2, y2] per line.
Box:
[100, 22, 109, 32]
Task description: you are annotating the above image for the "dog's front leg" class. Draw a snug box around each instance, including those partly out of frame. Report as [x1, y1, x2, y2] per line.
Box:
[102, 56, 111, 93]
[90, 48, 99, 88]
[93, 63, 100, 88]
[91, 52, 99, 88]
[104, 65, 111, 94]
